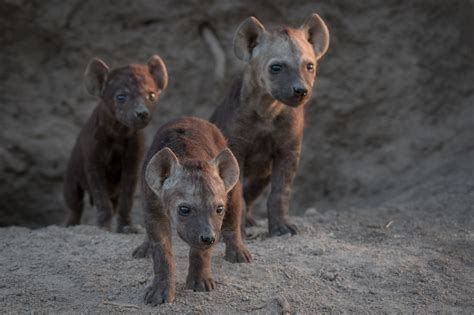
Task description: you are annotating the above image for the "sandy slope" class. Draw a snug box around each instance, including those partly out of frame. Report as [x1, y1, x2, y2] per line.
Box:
[1, 166, 472, 313]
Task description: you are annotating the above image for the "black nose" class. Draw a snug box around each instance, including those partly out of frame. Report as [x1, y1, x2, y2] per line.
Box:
[293, 87, 308, 97]
[135, 109, 149, 120]
[200, 235, 215, 245]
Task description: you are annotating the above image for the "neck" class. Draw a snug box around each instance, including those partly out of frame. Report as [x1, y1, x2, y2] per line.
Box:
[96, 102, 136, 140]
[240, 67, 286, 119]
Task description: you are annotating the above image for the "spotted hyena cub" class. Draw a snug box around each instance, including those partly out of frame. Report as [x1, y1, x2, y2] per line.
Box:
[133, 117, 251, 305]
[210, 14, 330, 236]
[64, 55, 168, 232]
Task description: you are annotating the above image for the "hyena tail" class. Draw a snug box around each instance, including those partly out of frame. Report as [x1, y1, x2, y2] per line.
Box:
[63, 179, 85, 226]
[199, 21, 226, 80]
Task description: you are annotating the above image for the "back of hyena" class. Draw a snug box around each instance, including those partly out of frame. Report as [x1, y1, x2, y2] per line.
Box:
[210, 14, 330, 236]
[133, 117, 251, 305]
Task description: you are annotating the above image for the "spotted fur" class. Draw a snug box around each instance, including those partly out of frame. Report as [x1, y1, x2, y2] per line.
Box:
[211, 14, 330, 236]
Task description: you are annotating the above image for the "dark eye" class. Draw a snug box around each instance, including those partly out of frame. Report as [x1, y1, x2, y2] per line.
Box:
[147, 91, 156, 101]
[178, 205, 191, 216]
[115, 94, 128, 103]
[269, 63, 282, 74]
[306, 63, 315, 72]
[216, 205, 224, 214]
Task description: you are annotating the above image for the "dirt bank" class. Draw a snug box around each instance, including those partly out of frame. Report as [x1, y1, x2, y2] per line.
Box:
[1, 0, 473, 226]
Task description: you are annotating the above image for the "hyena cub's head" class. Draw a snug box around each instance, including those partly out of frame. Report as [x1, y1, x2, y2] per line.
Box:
[145, 147, 239, 249]
[234, 14, 330, 107]
[84, 55, 168, 129]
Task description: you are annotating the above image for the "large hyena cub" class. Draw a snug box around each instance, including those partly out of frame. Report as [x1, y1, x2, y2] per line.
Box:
[210, 14, 330, 236]
[64, 55, 168, 232]
[133, 117, 251, 305]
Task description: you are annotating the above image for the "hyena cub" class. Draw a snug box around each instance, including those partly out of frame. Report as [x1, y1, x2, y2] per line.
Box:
[133, 117, 251, 305]
[64, 55, 168, 232]
[210, 14, 330, 236]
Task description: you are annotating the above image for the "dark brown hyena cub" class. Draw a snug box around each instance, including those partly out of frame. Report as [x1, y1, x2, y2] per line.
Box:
[64, 55, 168, 232]
[210, 14, 330, 236]
[133, 117, 251, 305]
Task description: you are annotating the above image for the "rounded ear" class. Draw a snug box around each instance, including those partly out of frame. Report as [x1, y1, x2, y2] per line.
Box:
[148, 55, 168, 91]
[210, 148, 240, 193]
[84, 58, 109, 97]
[233, 16, 266, 61]
[301, 13, 330, 60]
[145, 147, 180, 193]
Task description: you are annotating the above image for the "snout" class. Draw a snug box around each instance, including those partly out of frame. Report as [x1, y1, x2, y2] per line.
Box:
[290, 84, 310, 105]
[293, 86, 308, 98]
[272, 83, 311, 107]
[198, 226, 217, 247]
[200, 234, 216, 245]
[135, 108, 150, 121]
[128, 104, 151, 129]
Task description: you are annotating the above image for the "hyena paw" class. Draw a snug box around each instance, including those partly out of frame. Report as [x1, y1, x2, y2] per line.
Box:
[269, 220, 297, 236]
[132, 242, 151, 259]
[117, 224, 144, 234]
[144, 280, 175, 305]
[245, 214, 259, 227]
[225, 244, 252, 263]
[186, 273, 216, 292]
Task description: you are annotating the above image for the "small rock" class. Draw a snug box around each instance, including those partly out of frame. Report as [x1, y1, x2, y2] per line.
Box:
[320, 270, 338, 281]
[241, 295, 250, 302]
[280, 233, 292, 240]
[82, 282, 95, 290]
[276, 296, 291, 314]
[311, 248, 324, 256]
[304, 208, 318, 216]
[77, 240, 88, 247]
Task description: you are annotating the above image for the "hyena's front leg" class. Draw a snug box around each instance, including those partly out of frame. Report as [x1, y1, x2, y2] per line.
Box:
[85, 164, 115, 230]
[186, 248, 216, 291]
[222, 181, 252, 263]
[143, 214, 176, 305]
[267, 149, 301, 236]
[117, 137, 144, 234]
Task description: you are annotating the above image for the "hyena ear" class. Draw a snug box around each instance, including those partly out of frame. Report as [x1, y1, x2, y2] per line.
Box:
[148, 55, 169, 91]
[145, 147, 180, 193]
[233, 16, 266, 61]
[301, 13, 330, 60]
[210, 148, 240, 193]
[84, 58, 110, 97]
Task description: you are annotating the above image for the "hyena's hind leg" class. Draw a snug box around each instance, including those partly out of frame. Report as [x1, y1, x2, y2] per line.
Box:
[64, 180, 85, 226]
[242, 175, 271, 227]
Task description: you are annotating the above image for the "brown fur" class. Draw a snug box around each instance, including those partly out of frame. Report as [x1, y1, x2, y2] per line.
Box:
[133, 117, 251, 305]
[210, 14, 330, 236]
[64, 55, 168, 232]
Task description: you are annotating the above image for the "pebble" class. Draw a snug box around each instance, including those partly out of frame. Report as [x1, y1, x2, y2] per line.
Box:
[304, 208, 318, 216]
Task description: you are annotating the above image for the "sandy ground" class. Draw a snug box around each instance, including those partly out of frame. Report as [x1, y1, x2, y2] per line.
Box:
[1, 164, 473, 313]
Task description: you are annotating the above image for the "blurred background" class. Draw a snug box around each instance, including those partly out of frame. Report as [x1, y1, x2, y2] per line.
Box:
[0, 0, 472, 227]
